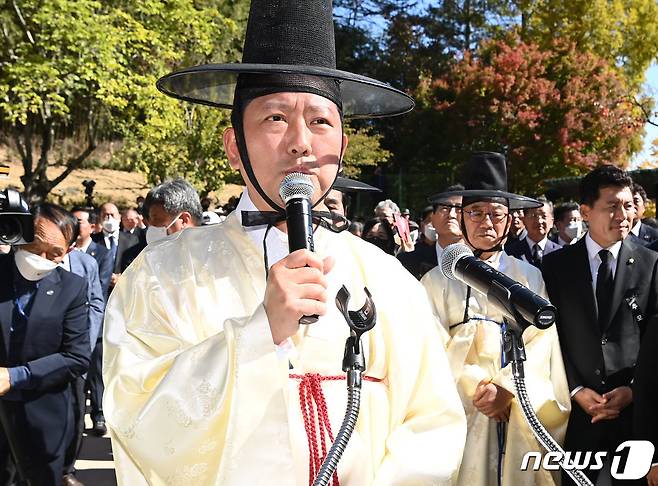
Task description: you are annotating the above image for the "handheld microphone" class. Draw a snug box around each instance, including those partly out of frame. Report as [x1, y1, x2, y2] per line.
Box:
[440, 243, 556, 330]
[279, 172, 317, 324]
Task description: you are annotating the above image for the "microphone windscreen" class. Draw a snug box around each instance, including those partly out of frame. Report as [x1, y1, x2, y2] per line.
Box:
[440, 243, 474, 280]
[279, 172, 314, 203]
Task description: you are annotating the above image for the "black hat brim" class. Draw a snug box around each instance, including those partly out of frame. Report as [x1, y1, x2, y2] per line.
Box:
[332, 176, 382, 193]
[156, 63, 415, 118]
[429, 189, 542, 210]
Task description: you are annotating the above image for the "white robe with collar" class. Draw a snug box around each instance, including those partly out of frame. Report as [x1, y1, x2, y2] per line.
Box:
[103, 210, 467, 486]
[421, 252, 570, 486]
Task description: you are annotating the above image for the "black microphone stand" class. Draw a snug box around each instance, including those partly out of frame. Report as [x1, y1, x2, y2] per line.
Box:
[502, 307, 593, 486]
[312, 286, 376, 486]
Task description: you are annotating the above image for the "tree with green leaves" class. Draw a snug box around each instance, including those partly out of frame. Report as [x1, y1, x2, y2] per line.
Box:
[0, 0, 242, 204]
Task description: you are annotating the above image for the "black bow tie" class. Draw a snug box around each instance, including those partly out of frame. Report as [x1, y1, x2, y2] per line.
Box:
[241, 210, 349, 233]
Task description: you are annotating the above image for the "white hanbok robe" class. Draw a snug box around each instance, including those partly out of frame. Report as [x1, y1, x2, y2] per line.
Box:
[103, 208, 467, 486]
[421, 251, 570, 486]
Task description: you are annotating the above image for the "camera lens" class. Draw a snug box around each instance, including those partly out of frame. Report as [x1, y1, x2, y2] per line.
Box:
[0, 217, 22, 245]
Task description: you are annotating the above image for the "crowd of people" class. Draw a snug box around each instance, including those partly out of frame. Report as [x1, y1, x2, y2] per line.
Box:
[1, 0, 657, 485]
[1, 157, 657, 486]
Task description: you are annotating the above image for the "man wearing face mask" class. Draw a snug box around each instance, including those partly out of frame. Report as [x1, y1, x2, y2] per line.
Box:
[0, 203, 90, 486]
[142, 178, 203, 247]
[551, 202, 584, 246]
[422, 152, 570, 486]
[91, 202, 140, 288]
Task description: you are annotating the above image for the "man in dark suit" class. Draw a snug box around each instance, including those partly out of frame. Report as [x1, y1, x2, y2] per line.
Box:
[631, 182, 658, 245]
[0, 204, 90, 486]
[89, 202, 140, 435]
[543, 165, 658, 484]
[72, 208, 112, 299]
[634, 315, 658, 486]
[91, 202, 139, 284]
[506, 196, 561, 267]
[399, 186, 464, 280]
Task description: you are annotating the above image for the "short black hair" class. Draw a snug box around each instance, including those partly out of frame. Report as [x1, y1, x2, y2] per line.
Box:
[71, 206, 98, 225]
[32, 203, 79, 246]
[554, 201, 580, 222]
[632, 182, 648, 203]
[579, 165, 633, 207]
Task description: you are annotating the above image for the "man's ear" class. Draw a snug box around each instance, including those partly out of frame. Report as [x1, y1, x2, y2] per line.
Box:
[223, 128, 241, 170]
[340, 133, 349, 161]
[580, 204, 590, 222]
[181, 211, 193, 227]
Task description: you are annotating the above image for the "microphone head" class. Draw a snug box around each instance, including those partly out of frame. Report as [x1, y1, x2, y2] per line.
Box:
[279, 172, 314, 203]
[440, 243, 474, 280]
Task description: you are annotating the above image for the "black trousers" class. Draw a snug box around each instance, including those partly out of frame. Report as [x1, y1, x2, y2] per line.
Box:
[0, 390, 74, 486]
[63, 377, 86, 475]
[563, 402, 640, 485]
[86, 335, 104, 419]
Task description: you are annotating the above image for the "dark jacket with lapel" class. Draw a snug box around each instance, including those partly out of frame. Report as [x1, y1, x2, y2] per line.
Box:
[637, 222, 658, 244]
[85, 239, 113, 300]
[505, 236, 561, 268]
[397, 240, 438, 280]
[0, 254, 91, 395]
[92, 230, 139, 274]
[634, 315, 658, 463]
[542, 236, 658, 394]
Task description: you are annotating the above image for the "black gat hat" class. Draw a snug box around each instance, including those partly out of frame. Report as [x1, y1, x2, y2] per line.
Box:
[429, 152, 541, 210]
[157, 0, 414, 118]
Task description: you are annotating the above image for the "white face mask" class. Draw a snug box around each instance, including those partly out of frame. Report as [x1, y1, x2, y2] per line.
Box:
[564, 221, 583, 241]
[145, 213, 182, 245]
[102, 217, 120, 234]
[423, 223, 438, 243]
[14, 249, 59, 281]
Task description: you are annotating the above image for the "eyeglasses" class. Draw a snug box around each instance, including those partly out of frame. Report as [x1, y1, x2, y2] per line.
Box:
[524, 213, 550, 221]
[463, 209, 509, 223]
[435, 204, 461, 215]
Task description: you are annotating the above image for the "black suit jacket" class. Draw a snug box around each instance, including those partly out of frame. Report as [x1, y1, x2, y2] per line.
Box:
[85, 240, 113, 300]
[0, 254, 91, 395]
[505, 236, 561, 268]
[542, 236, 658, 394]
[397, 241, 438, 280]
[637, 222, 658, 244]
[92, 230, 139, 273]
[0, 254, 91, 474]
[634, 315, 658, 463]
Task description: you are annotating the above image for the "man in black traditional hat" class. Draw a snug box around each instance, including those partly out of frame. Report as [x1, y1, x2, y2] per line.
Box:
[102, 1, 466, 484]
[421, 152, 570, 486]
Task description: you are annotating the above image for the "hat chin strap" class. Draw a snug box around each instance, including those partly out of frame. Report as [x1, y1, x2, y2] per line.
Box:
[232, 108, 343, 214]
[460, 209, 512, 258]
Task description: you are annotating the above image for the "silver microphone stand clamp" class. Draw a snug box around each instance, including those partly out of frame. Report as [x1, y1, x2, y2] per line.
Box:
[312, 285, 376, 486]
[502, 307, 593, 486]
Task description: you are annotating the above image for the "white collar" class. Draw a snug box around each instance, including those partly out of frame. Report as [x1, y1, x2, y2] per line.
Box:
[77, 238, 92, 253]
[631, 220, 641, 236]
[60, 253, 71, 272]
[525, 235, 548, 251]
[585, 232, 622, 262]
[104, 229, 119, 239]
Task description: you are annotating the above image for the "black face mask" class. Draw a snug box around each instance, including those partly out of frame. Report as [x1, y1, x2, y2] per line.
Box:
[365, 236, 394, 255]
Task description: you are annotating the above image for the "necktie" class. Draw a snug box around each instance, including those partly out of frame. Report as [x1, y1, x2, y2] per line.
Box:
[532, 243, 543, 267]
[109, 235, 118, 262]
[596, 249, 614, 331]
